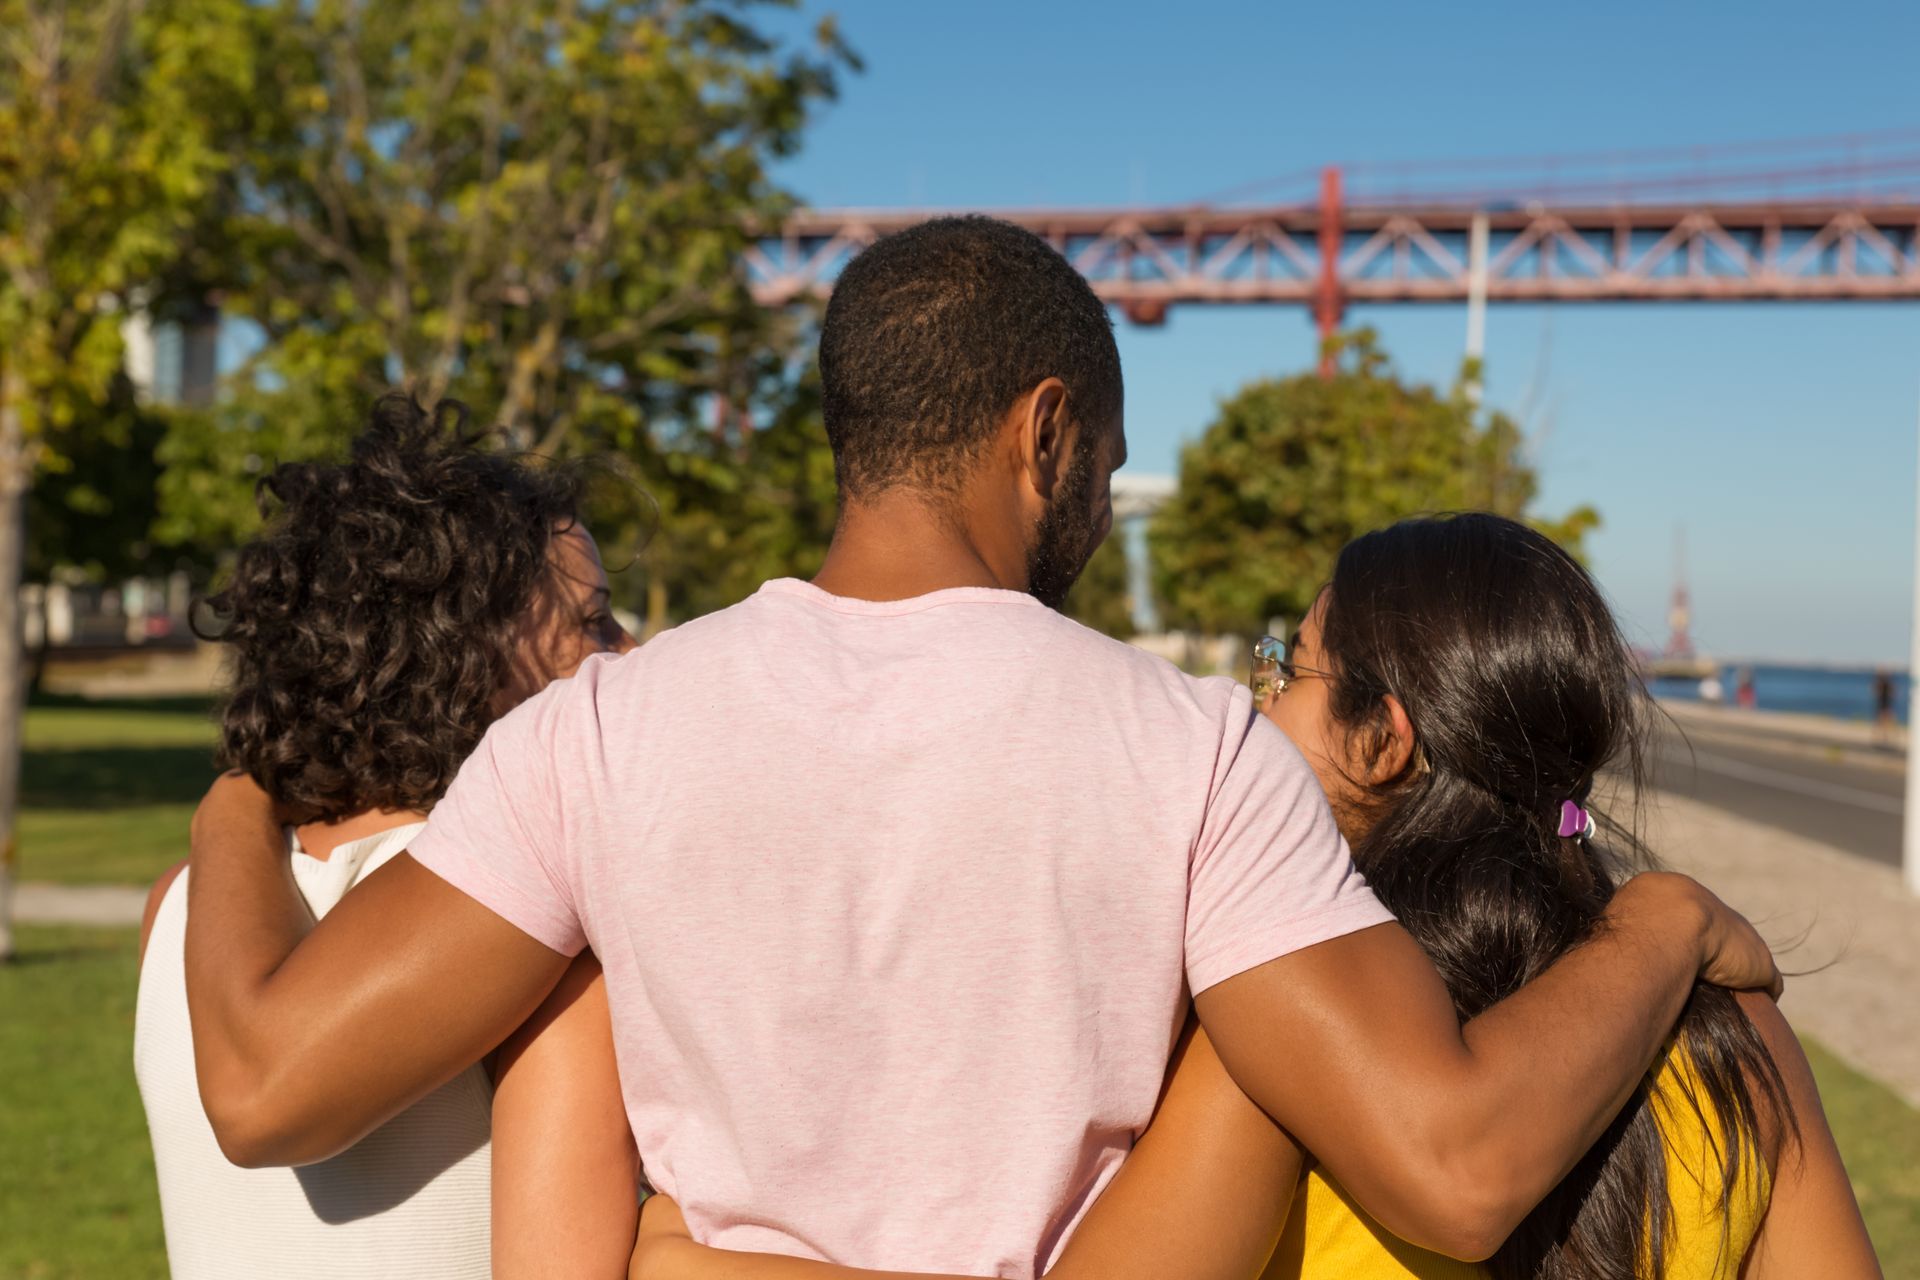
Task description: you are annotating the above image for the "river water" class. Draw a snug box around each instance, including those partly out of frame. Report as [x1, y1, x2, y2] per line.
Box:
[1647, 664, 1911, 725]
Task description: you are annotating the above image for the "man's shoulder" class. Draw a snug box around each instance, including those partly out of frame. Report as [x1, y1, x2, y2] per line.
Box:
[598, 594, 770, 682]
[1030, 612, 1251, 726]
[550, 596, 768, 690]
[579, 591, 1247, 730]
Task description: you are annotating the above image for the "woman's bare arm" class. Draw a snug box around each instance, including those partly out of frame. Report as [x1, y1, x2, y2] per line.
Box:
[1736, 992, 1881, 1279]
[629, 1021, 1299, 1280]
[494, 953, 640, 1280]
[1043, 1023, 1298, 1280]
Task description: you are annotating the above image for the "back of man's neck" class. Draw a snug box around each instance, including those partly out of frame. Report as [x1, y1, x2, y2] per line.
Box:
[812, 491, 1026, 603]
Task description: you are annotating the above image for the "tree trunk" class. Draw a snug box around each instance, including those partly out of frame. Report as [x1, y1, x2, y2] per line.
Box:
[0, 368, 30, 962]
[27, 585, 50, 696]
[643, 577, 669, 641]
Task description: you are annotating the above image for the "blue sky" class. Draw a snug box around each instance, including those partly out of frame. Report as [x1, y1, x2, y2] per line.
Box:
[769, 0, 1920, 665]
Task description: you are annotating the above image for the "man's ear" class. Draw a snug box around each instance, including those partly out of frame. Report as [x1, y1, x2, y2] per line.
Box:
[1016, 377, 1072, 501]
[1365, 693, 1418, 786]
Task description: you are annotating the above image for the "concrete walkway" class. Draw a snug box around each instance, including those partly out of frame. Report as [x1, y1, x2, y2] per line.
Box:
[1658, 698, 1906, 770]
[1647, 789, 1920, 1108]
[15, 881, 148, 927]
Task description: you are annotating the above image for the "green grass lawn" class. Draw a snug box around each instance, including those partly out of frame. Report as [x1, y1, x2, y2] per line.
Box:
[18, 694, 218, 886]
[1806, 1037, 1920, 1267]
[0, 926, 165, 1280]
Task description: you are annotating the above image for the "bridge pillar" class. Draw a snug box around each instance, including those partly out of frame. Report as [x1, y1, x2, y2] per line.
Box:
[1315, 167, 1344, 378]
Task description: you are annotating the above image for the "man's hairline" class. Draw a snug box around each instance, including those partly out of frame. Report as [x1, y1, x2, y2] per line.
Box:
[832, 383, 1124, 501]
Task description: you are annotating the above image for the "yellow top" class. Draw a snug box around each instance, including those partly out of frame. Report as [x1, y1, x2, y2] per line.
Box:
[1261, 1048, 1771, 1280]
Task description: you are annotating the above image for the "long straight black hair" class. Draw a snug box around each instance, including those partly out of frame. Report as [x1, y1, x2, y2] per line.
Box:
[1316, 512, 1792, 1280]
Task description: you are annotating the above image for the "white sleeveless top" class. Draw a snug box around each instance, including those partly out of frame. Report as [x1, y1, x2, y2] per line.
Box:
[135, 822, 494, 1278]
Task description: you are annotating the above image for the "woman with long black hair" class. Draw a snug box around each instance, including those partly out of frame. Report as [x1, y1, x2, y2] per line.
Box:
[634, 512, 1878, 1278]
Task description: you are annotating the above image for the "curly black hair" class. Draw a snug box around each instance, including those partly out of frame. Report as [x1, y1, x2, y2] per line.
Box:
[196, 393, 582, 823]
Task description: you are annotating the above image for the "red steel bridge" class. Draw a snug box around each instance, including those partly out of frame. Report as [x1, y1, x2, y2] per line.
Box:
[747, 132, 1920, 373]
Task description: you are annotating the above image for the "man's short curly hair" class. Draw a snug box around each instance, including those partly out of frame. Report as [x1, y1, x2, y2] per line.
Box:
[818, 216, 1122, 498]
[197, 393, 582, 823]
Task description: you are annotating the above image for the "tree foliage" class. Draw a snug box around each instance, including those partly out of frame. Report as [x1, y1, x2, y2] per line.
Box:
[620, 353, 839, 629]
[0, 0, 251, 445]
[0, 0, 255, 955]
[28, 377, 180, 584]
[156, 0, 852, 615]
[1150, 330, 1599, 637]
[1065, 533, 1137, 640]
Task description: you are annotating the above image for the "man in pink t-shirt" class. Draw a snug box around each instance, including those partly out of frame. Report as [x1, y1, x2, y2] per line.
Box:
[185, 217, 1779, 1276]
[405, 576, 1383, 1269]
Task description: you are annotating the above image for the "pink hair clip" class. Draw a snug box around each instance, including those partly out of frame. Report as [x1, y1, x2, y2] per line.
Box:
[1557, 800, 1597, 841]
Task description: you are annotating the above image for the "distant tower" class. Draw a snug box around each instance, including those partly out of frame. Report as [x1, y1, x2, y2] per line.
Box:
[1665, 526, 1695, 659]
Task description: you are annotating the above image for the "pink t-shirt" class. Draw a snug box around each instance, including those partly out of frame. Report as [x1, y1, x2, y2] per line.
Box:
[410, 579, 1390, 1276]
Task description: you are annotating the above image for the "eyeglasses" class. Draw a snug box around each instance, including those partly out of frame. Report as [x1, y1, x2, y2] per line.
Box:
[1250, 634, 1332, 701]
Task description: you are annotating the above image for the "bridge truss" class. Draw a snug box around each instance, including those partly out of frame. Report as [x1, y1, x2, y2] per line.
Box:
[750, 191, 1920, 324]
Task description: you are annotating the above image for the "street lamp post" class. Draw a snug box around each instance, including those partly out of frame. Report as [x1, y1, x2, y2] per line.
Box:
[1906, 384, 1920, 894]
[1465, 212, 1489, 406]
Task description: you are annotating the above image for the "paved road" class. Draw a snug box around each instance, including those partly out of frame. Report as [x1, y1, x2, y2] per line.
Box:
[15, 881, 149, 926]
[1649, 722, 1904, 868]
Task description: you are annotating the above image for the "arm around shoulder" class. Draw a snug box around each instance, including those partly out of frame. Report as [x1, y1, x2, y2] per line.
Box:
[1195, 920, 1514, 1261]
[1195, 873, 1774, 1263]
[184, 732, 578, 1169]
[185, 774, 570, 1168]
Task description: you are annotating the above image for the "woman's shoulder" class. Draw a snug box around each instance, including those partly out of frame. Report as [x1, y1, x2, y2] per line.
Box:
[138, 859, 189, 967]
[1729, 990, 1815, 1175]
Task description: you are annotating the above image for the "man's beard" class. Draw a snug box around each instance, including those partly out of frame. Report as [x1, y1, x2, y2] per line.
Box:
[1025, 446, 1103, 610]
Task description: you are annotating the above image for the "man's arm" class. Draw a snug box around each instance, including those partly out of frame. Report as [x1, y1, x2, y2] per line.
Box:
[184, 773, 570, 1167]
[1194, 871, 1776, 1262]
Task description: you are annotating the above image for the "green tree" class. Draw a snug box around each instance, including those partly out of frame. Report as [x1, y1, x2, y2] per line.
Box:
[622, 353, 840, 633]
[0, 0, 251, 957]
[158, 0, 852, 599]
[1149, 329, 1598, 638]
[1065, 534, 1137, 640]
[28, 380, 174, 586]
[24, 373, 206, 691]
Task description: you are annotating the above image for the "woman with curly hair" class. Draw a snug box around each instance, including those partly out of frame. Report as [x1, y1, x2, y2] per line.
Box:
[134, 393, 638, 1279]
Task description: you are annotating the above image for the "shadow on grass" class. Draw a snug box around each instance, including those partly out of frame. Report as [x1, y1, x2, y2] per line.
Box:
[28, 690, 220, 718]
[1, 947, 113, 968]
[22, 745, 219, 809]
